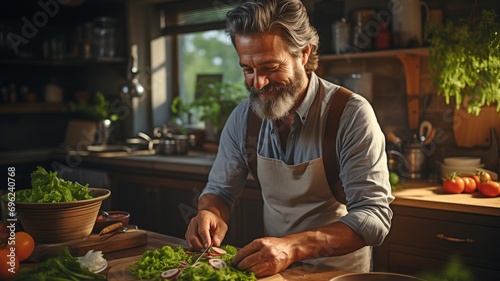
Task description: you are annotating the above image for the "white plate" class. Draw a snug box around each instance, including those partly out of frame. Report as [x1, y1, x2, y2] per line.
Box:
[443, 157, 481, 167]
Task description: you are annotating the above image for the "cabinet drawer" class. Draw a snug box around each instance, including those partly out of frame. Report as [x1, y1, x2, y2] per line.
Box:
[388, 214, 500, 262]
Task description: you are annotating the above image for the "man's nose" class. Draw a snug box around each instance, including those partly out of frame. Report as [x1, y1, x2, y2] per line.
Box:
[253, 72, 269, 90]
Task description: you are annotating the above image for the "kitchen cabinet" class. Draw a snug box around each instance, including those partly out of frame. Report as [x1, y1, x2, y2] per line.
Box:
[0, 0, 128, 151]
[110, 171, 264, 247]
[373, 201, 500, 280]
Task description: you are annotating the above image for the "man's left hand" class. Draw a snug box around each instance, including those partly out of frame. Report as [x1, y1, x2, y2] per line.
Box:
[232, 237, 295, 277]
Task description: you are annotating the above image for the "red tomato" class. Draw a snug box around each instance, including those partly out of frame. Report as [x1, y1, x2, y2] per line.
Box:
[442, 174, 465, 194]
[462, 176, 477, 193]
[470, 174, 481, 186]
[478, 181, 500, 197]
[13, 232, 35, 262]
[476, 170, 491, 182]
[0, 248, 19, 280]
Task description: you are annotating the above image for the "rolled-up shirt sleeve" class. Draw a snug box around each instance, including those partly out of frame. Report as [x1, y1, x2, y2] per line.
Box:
[336, 97, 394, 246]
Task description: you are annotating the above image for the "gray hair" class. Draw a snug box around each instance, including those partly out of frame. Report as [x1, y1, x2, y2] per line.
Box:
[225, 0, 319, 74]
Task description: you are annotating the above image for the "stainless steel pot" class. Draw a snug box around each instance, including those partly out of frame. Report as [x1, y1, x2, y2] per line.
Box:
[156, 138, 176, 155]
[173, 135, 189, 155]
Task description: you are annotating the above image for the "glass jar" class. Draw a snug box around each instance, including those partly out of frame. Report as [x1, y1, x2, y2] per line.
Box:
[93, 17, 116, 57]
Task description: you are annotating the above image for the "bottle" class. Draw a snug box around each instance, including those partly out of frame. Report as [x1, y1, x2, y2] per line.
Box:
[93, 17, 117, 57]
[375, 23, 391, 50]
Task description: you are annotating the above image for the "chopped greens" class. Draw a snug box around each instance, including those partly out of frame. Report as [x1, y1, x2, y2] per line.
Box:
[129, 245, 256, 281]
[3, 166, 94, 203]
[12, 248, 106, 280]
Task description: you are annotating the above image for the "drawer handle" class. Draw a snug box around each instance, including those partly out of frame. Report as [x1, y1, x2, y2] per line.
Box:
[436, 234, 475, 244]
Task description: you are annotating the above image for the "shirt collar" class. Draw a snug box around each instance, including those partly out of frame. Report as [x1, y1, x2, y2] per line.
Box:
[295, 72, 319, 125]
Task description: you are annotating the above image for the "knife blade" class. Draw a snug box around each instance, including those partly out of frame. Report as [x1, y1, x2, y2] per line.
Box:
[192, 243, 213, 264]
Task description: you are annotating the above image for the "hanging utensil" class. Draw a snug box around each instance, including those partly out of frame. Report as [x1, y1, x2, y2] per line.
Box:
[120, 44, 144, 98]
[419, 120, 433, 142]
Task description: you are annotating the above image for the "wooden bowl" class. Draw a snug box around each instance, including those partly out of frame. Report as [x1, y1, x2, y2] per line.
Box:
[12, 188, 111, 243]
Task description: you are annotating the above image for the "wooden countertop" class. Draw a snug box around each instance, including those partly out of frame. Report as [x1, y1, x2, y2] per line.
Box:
[103, 231, 347, 281]
[392, 180, 500, 217]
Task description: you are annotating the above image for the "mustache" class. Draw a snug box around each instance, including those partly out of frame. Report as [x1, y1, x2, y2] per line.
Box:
[247, 83, 287, 96]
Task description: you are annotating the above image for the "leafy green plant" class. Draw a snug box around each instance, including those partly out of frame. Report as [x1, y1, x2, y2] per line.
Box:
[70, 91, 119, 121]
[171, 81, 247, 129]
[425, 9, 500, 115]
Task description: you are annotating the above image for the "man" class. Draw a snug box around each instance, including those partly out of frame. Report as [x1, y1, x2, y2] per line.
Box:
[185, 0, 394, 277]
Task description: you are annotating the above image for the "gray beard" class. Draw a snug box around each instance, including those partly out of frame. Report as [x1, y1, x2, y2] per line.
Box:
[247, 71, 304, 120]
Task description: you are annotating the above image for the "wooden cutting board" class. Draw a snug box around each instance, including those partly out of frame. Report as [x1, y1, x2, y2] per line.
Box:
[106, 255, 284, 281]
[26, 228, 148, 262]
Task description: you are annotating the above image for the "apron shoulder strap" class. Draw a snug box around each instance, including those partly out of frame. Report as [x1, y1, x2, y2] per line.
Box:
[245, 86, 352, 204]
[323, 87, 352, 205]
[246, 108, 262, 186]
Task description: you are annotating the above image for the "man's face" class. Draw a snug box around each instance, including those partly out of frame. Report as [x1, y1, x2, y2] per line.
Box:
[235, 33, 309, 120]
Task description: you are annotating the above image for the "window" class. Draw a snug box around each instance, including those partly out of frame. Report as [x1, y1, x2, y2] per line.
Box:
[155, 1, 244, 126]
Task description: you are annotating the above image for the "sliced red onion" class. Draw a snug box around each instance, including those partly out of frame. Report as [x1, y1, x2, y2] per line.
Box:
[160, 268, 180, 279]
[208, 258, 227, 269]
[211, 246, 227, 255]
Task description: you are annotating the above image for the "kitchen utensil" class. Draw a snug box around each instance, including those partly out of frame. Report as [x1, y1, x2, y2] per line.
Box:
[193, 243, 213, 264]
[418, 120, 432, 142]
[389, 0, 429, 48]
[94, 210, 130, 233]
[403, 142, 427, 179]
[173, 134, 189, 155]
[99, 221, 123, 236]
[120, 45, 144, 98]
[100, 226, 127, 241]
[138, 132, 155, 151]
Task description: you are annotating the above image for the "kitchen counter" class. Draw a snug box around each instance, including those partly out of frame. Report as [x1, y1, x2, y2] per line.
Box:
[103, 231, 347, 281]
[392, 180, 500, 217]
[3, 148, 500, 215]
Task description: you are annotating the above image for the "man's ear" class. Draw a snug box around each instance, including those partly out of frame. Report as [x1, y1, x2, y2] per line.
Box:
[301, 44, 312, 66]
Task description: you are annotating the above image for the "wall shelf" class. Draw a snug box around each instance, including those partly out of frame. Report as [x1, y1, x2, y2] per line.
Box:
[0, 103, 69, 114]
[320, 47, 429, 61]
[0, 57, 127, 67]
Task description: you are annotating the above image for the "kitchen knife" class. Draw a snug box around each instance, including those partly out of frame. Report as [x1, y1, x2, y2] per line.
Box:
[192, 243, 213, 264]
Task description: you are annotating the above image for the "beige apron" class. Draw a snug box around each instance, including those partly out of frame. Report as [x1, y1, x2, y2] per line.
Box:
[257, 154, 372, 272]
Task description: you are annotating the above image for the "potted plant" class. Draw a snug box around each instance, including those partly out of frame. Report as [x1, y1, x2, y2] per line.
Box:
[171, 81, 247, 142]
[425, 9, 500, 147]
[70, 91, 119, 145]
[425, 9, 500, 115]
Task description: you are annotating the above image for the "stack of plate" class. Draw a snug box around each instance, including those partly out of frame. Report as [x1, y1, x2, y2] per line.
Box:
[438, 157, 483, 176]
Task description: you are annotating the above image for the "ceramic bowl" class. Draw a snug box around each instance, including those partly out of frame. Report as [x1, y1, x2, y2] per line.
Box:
[443, 157, 481, 167]
[93, 210, 130, 233]
[11, 188, 110, 243]
[330, 272, 424, 281]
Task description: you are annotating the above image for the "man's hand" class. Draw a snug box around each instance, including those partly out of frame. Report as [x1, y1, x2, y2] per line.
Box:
[232, 237, 296, 277]
[185, 210, 228, 250]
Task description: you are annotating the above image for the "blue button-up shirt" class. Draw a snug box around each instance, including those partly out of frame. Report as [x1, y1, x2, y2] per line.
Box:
[202, 72, 394, 246]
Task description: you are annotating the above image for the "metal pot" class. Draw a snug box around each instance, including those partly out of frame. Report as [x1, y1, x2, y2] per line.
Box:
[173, 135, 189, 155]
[156, 138, 176, 155]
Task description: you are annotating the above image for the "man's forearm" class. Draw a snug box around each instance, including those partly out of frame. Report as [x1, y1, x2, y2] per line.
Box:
[287, 221, 367, 261]
[198, 193, 231, 223]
